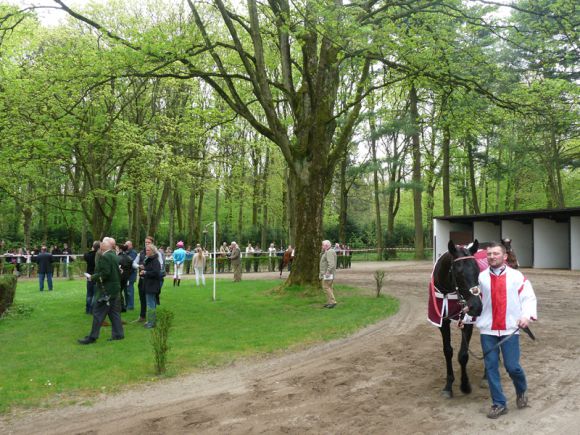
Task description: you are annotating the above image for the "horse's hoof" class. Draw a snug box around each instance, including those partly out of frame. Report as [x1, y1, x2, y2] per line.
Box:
[441, 390, 453, 399]
[461, 384, 472, 395]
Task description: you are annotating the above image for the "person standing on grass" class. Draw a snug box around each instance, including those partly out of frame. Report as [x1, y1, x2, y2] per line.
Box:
[132, 236, 155, 323]
[78, 237, 124, 344]
[192, 247, 206, 286]
[230, 241, 242, 282]
[268, 242, 277, 272]
[319, 240, 337, 309]
[118, 244, 133, 312]
[140, 244, 162, 329]
[83, 241, 100, 313]
[124, 240, 138, 311]
[173, 241, 186, 286]
[33, 246, 54, 292]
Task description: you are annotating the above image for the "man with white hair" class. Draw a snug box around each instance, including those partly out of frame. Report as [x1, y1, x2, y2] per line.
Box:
[320, 240, 337, 308]
[230, 241, 242, 282]
[78, 237, 124, 344]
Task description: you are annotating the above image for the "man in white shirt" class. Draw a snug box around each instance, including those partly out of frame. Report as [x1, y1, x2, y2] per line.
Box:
[469, 242, 537, 419]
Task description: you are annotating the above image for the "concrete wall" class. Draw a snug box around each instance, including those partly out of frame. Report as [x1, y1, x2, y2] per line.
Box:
[534, 218, 570, 268]
[433, 220, 471, 260]
[571, 217, 580, 271]
[473, 221, 501, 244]
[502, 220, 533, 267]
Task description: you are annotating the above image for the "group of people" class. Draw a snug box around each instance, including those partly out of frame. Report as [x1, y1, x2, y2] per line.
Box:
[1, 244, 74, 281]
[78, 236, 167, 344]
[333, 243, 353, 269]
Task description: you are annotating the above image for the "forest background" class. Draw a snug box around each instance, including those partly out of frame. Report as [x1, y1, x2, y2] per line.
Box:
[0, 0, 578, 284]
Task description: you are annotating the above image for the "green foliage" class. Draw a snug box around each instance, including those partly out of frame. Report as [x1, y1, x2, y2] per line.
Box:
[150, 307, 174, 375]
[0, 275, 17, 316]
[0, 0, 577, 254]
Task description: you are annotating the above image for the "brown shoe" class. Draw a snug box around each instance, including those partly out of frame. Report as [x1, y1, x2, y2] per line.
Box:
[516, 392, 528, 409]
[487, 404, 508, 419]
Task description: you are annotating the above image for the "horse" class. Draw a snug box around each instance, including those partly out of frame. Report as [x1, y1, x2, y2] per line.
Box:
[428, 240, 483, 398]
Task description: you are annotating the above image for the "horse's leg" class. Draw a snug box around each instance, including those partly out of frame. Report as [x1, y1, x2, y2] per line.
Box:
[439, 319, 454, 398]
[458, 324, 473, 394]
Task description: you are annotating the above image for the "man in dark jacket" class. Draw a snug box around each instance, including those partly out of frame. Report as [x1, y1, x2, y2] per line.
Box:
[118, 244, 133, 312]
[33, 246, 54, 291]
[83, 241, 100, 314]
[78, 237, 124, 344]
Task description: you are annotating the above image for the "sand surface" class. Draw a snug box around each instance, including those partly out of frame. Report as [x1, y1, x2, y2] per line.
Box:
[2, 261, 579, 434]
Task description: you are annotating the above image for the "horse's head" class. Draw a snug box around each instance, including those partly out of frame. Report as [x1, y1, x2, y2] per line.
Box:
[447, 240, 483, 317]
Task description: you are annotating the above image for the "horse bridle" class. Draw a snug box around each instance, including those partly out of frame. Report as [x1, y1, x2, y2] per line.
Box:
[450, 255, 481, 298]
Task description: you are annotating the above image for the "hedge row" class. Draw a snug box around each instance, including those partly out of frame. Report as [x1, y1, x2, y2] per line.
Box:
[0, 275, 17, 317]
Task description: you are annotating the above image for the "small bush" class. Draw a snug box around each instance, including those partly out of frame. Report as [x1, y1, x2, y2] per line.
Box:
[0, 275, 18, 316]
[373, 270, 386, 298]
[150, 308, 175, 375]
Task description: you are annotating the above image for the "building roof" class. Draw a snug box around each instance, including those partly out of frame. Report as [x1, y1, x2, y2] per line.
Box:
[434, 207, 580, 224]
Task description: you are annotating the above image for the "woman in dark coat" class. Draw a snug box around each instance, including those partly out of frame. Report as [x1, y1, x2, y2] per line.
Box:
[140, 244, 161, 328]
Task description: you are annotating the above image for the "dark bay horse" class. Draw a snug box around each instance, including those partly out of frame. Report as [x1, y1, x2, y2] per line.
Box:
[428, 240, 483, 398]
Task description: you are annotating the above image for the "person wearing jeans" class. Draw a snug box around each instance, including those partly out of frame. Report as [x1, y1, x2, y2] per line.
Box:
[125, 241, 138, 310]
[34, 246, 54, 291]
[462, 242, 537, 419]
[83, 241, 100, 313]
[140, 244, 161, 329]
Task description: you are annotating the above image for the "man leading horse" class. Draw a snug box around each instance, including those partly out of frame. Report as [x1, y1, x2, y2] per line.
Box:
[460, 241, 537, 419]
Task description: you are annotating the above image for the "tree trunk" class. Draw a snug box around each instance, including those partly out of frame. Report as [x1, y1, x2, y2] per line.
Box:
[168, 182, 175, 248]
[196, 189, 204, 243]
[215, 186, 220, 246]
[442, 124, 451, 216]
[237, 188, 243, 243]
[466, 136, 480, 214]
[369, 115, 383, 259]
[187, 189, 196, 246]
[260, 147, 270, 249]
[338, 154, 348, 244]
[409, 85, 425, 260]
[286, 163, 325, 287]
[22, 206, 32, 252]
[81, 214, 87, 251]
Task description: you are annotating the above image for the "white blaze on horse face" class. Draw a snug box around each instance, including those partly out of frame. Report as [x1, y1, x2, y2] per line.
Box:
[487, 246, 507, 268]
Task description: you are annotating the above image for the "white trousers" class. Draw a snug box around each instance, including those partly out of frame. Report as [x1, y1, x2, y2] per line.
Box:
[194, 267, 205, 286]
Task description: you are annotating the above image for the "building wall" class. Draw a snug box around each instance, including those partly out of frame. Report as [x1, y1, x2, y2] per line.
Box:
[473, 222, 500, 244]
[433, 220, 471, 260]
[533, 219, 570, 268]
[571, 217, 580, 271]
[502, 220, 533, 267]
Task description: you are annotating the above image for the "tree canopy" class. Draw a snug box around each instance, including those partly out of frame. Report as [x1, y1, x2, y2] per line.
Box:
[0, 0, 578, 285]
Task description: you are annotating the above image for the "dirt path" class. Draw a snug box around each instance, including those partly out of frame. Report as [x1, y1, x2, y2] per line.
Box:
[2, 262, 580, 434]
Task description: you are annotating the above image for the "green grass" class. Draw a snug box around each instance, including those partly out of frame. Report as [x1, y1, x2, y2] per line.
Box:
[0, 277, 398, 413]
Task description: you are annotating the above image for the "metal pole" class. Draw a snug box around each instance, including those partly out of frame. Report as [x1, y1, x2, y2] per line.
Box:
[213, 221, 217, 301]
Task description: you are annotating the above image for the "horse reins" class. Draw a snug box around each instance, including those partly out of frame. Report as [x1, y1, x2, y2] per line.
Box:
[436, 255, 480, 321]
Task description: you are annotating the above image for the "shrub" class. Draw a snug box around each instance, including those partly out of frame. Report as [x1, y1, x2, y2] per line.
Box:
[150, 308, 175, 375]
[373, 270, 386, 298]
[0, 275, 18, 317]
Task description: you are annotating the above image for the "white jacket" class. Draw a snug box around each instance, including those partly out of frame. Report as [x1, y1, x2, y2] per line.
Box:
[473, 266, 537, 336]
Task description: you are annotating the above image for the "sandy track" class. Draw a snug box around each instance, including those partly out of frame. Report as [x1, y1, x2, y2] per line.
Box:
[2, 262, 580, 434]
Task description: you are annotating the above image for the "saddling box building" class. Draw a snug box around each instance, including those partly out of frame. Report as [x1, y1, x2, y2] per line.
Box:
[433, 207, 580, 270]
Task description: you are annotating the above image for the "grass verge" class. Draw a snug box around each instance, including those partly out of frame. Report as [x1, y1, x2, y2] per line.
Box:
[0, 277, 398, 413]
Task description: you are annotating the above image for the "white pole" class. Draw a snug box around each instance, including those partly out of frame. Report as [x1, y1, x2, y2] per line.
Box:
[213, 221, 217, 301]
